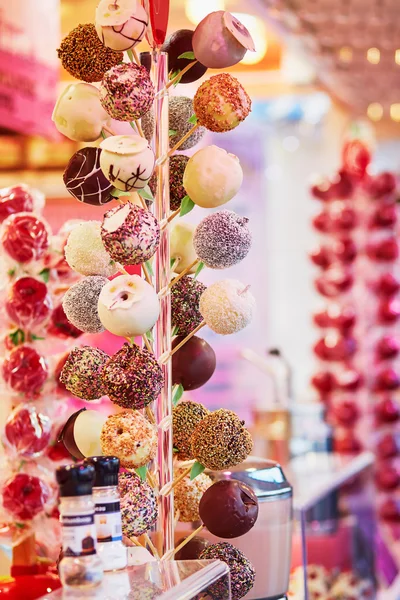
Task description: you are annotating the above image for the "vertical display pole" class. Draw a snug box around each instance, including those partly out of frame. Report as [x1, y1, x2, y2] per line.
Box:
[151, 50, 173, 557]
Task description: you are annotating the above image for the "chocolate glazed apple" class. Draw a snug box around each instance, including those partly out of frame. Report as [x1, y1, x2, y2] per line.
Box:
[199, 479, 259, 539]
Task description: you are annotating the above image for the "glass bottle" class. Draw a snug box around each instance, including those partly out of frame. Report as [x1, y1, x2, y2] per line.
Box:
[56, 463, 103, 589]
[84, 456, 127, 571]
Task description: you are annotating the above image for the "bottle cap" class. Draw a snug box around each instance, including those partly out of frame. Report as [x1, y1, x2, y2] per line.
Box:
[84, 456, 120, 487]
[56, 464, 95, 497]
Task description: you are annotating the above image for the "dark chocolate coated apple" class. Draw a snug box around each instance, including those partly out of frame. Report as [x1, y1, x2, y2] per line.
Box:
[162, 29, 207, 83]
[172, 335, 216, 390]
[175, 536, 209, 560]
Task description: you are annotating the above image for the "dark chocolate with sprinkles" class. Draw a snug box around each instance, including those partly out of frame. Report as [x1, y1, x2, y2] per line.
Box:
[171, 275, 206, 336]
[191, 409, 253, 470]
[119, 472, 158, 537]
[172, 400, 209, 460]
[63, 147, 113, 206]
[194, 210, 252, 270]
[101, 343, 164, 409]
[149, 155, 189, 211]
[200, 542, 255, 600]
[57, 24, 123, 83]
[60, 345, 109, 400]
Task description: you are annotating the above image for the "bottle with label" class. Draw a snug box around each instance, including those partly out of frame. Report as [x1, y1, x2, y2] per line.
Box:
[84, 456, 127, 571]
[56, 463, 103, 588]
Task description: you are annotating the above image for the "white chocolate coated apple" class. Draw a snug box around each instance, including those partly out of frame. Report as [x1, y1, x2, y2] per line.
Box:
[97, 274, 159, 336]
[100, 135, 155, 192]
[74, 410, 107, 457]
[95, 0, 149, 51]
[183, 145, 243, 208]
[170, 222, 197, 275]
[52, 83, 111, 142]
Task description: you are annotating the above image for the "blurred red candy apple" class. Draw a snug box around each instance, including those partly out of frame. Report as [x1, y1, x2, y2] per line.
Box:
[2, 473, 50, 521]
[2, 346, 47, 395]
[6, 277, 52, 330]
[2, 213, 49, 263]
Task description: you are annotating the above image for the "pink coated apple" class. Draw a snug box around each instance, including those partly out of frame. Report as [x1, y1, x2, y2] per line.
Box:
[2, 473, 50, 521]
[314, 269, 354, 298]
[1, 213, 49, 263]
[332, 399, 359, 426]
[376, 434, 400, 459]
[370, 203, 397, 229]
[6, 277, 52, 330]
[379, 498, 400, 522]
[341, 140, 371, 180]
[0, 185, 34, 223]
[371, 273, 400, 297]
[48, 304, 83, 339]
[313, 306, 356, 332]
[366, 237, 399, 262]
[375, 335, 400, 360]
[4, 404, 51, 458]
[311, 371, 337, 394]
[330, 169, 355, 199]
[374, 368, 400, 392]
[2, 346, 48, 395]
[375, 463, 400, 491]
[375, 397, 400, 423]
[365, 172, 397, 199]
[337, 369, 363, 391]
[334, 431, 362, 453]
[377, 298, 400, 324]
[313, 335, 356, 362]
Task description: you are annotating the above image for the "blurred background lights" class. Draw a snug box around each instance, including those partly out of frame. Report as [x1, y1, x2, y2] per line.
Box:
[395, 49, 400, 65]
[338, 46, 353, 63]
[367, 102, 383, 122]
[367, 47, 380, 64]
[185, 0, 225, 24]
[390, 103, 400, 122]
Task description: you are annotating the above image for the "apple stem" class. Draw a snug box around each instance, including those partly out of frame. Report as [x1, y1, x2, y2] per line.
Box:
[165, 61, 198, 90]
[161, 523, 205, 561]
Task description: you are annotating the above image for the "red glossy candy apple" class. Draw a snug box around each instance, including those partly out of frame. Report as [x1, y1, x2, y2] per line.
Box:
[334, 431, 362, 453]
[313, 306, 356, 332]
[370, 203, 397, 229]
[4, 404, 51, 458]
[374, 368, 400, 391]
[2, 473, 50, 520]
[315, 269, 354, 298]
[330, 169, 355, 199]
[366, 237, 399, 262]
[376, 434, 400, 459]
[311, 371, 337, 394]
[312, 211, 332, 233]
[2, 346, 48, 395]
[365, 172, 397, 199]
[375, 397, 400, 423]
[338, 369, 363, 391]
[0, 185, 34, 223]
[48, 304, 82, 339]
[342, 139, 371, 180]
[334, 237, 357, 264]
[375, 464, 400, 491]
[310, 246, 332, 270]
[2, 213, 49, 263]
[332, 207, 358, 232]
[313, 335, 356, 362]
[371, 273, 400, 297]
[379, 498, 400, 522]
[332, 399, 359, 426]
[376, 335, 400, 360]
[378, 298, 400, 324]
[6, 277, 52, 330]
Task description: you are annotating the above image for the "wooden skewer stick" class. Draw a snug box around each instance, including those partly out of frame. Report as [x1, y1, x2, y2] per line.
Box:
[143, 533, 160, 560]
[159, 321, 206, 364]
[168, 123, 200, 158]
[174, 509, 181, 527]
[159, 464, 193, 496]
[168, 259, 199, 289]
[137, 193, 149, 211]
[162, 524, 205, 561]
[145, 405, 156, 425]
[142, 262, 153, 285]
[161, 208, 181, 230]
[102, 124, 116, 136]
[132, 47, 141, 65]
[130, 536, 145, 548]
[142, 333, 153, 354]
[166, 61, 198, 89]
[136, 119, 145, 139]
[146, 468, 158, 490]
